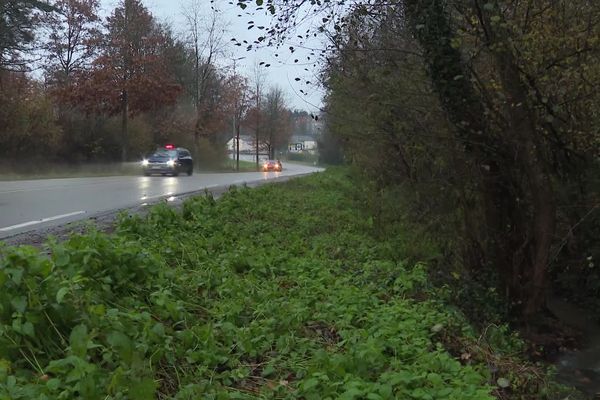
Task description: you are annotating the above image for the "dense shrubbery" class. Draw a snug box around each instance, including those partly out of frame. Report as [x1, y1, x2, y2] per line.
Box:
[310, 0, 600, 320]
[1, 170, 563, 399]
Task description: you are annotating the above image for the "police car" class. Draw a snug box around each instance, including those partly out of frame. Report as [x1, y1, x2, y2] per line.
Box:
[142, 145, 193, 176]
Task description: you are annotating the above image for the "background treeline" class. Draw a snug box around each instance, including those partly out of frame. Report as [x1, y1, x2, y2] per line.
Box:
[247, 0, 600, 322]
[0, 0, 310, 168]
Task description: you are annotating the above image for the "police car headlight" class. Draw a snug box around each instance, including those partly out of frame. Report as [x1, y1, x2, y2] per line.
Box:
[167, 159, 175, 167]
[142, 159, 149, 166]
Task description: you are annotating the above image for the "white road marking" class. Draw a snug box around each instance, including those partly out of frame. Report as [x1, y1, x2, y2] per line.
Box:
[0, 211, 86, 232]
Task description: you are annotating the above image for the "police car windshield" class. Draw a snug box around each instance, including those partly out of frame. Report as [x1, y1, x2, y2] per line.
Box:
[152, 149, 177, 158]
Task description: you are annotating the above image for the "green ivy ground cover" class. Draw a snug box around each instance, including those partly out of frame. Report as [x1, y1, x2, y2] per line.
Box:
[0, 169, 495, 399]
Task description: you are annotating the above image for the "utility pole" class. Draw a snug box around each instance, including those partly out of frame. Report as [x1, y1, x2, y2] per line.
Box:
[231, 57, 245, 171]
[236, 117, 240, 171]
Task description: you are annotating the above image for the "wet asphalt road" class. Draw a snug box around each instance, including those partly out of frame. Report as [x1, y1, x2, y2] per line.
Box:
[0, 163, 322, 239]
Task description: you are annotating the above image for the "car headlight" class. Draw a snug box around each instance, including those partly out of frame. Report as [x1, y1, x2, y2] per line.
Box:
[167, 159, 175, 167]
[142, 159, 149, 166]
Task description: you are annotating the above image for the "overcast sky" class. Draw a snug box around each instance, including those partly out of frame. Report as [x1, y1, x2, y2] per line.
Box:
[99, 0, 325, 112]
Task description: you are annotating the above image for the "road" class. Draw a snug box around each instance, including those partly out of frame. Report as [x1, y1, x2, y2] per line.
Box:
[0, 163, 322, 239]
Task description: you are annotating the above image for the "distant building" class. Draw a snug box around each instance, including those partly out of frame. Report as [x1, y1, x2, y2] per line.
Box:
[289, 142, 303, 152]
[303, 140, 317, 150]
[227, 136, 254, 153]
[227, 136, 271, 162]
[288, 139, 317, 153]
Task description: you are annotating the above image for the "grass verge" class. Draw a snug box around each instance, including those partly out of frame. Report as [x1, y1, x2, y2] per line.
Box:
[0, 168, 573, 399]
[0, 163, 142, 181]
[223, 159, 261, 172]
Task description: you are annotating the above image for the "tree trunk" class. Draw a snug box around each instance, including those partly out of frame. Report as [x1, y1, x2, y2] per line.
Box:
[255, 131, 259, 168]
[494, 53, 556, 317]
[121, 89, 128, 162]
[236, 121, 240, 171]
[473, 0, 558, 316]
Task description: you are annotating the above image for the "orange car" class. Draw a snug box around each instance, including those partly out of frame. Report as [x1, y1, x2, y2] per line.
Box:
[262, 159, 283, 172]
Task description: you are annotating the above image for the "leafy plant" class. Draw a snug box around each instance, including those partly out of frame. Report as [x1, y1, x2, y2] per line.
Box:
[0, 169, 556, 398]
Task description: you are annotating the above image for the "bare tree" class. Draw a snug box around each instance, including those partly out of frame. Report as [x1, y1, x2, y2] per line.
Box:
[263, 85, 290, 159]
[181, 1, 227, 162]
[227, 70, 249, 171]
[251, 61, 265, 168]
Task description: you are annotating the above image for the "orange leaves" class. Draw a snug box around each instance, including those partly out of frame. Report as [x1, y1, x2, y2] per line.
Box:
[59, 0, 182, 117]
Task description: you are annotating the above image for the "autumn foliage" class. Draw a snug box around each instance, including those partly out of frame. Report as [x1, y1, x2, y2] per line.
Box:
[0, 0, 296, 165]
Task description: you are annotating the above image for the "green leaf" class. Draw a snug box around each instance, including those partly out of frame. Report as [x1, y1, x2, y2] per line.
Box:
[54, 249, 70, 267]
[9, 268, 23, 285]
[10, 296, 27, 313]
[151, 322, 165, 337]
[129, 378, 157, 400]
[378, 384, 393, 398]
[22, 321, 35, 337]
[261, 365, 275, 377]
[302, 377, 320, 391]
[70, 324, 88, 358]
[107, 331, 133, 363]
[56, 287, 69, 304]
[46, 378, 61, 391]
[340, 388, 363, 399]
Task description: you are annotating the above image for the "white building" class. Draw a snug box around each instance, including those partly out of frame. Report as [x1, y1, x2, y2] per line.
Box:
[226, 136, 254, 153]
[289, 140, 318, 153]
